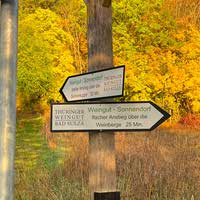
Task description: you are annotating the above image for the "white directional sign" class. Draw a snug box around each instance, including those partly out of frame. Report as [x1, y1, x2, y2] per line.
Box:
[60, 66, 125, 102]
[51, 102, 170, 132]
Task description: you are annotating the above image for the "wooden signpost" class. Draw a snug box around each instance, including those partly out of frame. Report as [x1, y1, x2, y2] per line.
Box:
[51, 0, 170, 200]
[85, 1, 118, 199]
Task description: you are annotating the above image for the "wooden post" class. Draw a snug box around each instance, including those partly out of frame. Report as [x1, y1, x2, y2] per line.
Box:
[0, 0, 18, 199]
[85, 0, 118, 199]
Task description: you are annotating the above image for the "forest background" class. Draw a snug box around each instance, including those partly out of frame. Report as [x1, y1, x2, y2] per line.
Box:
[17, 0, 200, 125]
[14, 0, 200, 199]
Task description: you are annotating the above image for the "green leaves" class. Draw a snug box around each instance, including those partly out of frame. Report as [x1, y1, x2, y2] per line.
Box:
[113, 0, 177, 54]
[18, 8, 75, 110]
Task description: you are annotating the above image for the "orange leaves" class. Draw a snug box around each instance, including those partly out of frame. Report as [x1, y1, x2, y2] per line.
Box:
[123, 28, 200, 119]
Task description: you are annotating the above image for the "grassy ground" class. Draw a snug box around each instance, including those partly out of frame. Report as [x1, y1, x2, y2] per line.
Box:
[15, 115, 200, 199]
[15, 115, 88, 200]
[15, 115, 45, 170]
[15, 115, 65, 171]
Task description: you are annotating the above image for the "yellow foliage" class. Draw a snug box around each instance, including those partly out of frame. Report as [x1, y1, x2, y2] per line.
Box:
[122, 19, 200, 121]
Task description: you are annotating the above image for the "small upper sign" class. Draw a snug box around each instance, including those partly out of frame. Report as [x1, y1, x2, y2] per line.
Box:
[60, 66, 125, 102]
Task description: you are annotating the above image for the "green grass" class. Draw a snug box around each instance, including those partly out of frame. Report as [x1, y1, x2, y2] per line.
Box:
[15, 117, 43, 170]
[16, 115, 47, 170]
[15, 115, 88, 200]
[15, 115, 65, 171]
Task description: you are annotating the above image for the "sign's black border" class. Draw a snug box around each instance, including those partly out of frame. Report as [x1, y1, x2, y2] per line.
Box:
[59, 65, 125, 102]
[50, 101, 170, 132]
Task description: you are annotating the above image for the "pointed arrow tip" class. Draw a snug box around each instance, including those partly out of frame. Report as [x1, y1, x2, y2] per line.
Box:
[59, 88, 68, 102]
[165, 111, 171, 120]
[149, 101, 171, 130]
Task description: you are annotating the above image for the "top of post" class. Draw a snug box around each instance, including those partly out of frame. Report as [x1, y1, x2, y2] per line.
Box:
[102, 0, 111, 7]
[83, 0, 111, 7]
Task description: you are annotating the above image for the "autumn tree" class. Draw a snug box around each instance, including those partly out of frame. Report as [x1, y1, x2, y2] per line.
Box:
[113, 0, 200, 120]
[17, 8, 75, 111]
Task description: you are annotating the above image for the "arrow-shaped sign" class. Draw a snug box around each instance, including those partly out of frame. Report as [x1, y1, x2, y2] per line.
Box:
[60, 66, 125, 102]
[51, 101, 170, 132]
